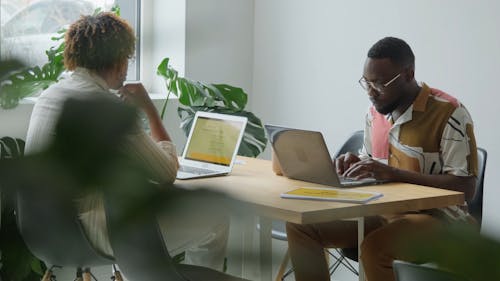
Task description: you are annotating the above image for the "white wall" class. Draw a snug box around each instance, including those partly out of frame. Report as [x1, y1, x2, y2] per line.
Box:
[0, 101, 34, 139]
[142, 0, 186, 94]
[252, 0, 500, 237]
[185, 0, 254, 99]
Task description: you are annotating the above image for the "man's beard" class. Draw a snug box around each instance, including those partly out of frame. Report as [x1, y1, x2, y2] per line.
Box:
[374, 99, 399, 115]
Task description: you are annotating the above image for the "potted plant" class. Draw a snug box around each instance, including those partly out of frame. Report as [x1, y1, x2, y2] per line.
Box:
[156, 58, 267, 157]
[0, 33, 64, 109]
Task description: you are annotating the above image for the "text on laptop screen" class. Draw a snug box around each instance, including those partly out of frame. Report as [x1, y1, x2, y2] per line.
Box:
[185, 116, 244, 166]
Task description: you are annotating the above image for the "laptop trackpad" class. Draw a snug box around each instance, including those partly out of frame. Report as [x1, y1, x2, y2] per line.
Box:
[176, 166, 227, 180]
[340, 176, 382, 186]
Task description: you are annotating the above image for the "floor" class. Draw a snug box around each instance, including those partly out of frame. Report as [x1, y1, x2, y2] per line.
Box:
[52, 217, 359, 281]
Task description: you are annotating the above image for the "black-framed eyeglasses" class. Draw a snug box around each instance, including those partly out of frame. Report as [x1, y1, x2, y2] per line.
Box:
[358, 73, 401, 93]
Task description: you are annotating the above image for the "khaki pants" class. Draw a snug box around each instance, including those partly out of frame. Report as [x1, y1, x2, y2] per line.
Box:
[286, 213, 442, 281]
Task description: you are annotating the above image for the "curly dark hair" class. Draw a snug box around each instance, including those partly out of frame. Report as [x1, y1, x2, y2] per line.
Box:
[367, 37, 415, 68]
[64, 12, 135, 71]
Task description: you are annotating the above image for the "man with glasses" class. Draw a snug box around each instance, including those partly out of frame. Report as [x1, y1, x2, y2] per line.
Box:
[285, 37, 478, 281]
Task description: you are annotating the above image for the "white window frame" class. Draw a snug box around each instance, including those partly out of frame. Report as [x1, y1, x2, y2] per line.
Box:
[116, 0, 141, 81]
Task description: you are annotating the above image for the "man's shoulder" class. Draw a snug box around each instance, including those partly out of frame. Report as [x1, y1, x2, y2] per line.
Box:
[428, 87, 461, 108]
[424, 86, 473, 122]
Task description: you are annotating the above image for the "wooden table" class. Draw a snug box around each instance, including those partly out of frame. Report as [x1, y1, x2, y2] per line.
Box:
[176, 157, 464, 281]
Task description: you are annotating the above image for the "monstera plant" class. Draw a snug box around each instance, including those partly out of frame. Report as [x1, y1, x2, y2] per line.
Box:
[156, 58, 267, 157]
[0, 32, 65, 109]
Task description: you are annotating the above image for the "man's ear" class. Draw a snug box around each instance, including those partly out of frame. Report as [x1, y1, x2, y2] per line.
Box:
[404, 67, 415, 81]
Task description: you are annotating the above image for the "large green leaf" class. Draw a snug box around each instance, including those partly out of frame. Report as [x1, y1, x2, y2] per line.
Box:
[157, 59, 224, 108]
[156, 58, 248, 110]
[178, 106, 267, 157]
[0, 64, 62, 109]
[0, 30, 65, 109]
[210, 84, 247, 110]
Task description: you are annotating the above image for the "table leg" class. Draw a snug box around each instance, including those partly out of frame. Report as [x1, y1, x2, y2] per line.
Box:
[358, 217, 365, 281]
[259, 216, 272, 281]
[240, 214, 255, 279]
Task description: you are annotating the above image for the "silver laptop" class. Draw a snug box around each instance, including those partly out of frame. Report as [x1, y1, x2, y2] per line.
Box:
[265, 124, 384, 187]
[176, 112, 247, 180]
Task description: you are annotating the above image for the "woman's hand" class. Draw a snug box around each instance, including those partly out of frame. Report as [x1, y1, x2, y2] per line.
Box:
[119, 83, 171, 142]
[118, 83, 155, 114]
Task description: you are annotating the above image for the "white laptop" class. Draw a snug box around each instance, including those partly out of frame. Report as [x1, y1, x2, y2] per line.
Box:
[265, 124, 385, 187]
[176, 111, 248, 180]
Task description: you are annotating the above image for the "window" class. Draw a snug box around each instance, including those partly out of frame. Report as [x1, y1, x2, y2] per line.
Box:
[0, 0, 140, 80]
[116, 0, 140, 81]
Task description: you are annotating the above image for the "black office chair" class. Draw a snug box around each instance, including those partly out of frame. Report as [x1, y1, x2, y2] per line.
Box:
[393, 260, 469, 281]
[0, 136, 25, 159]
[469, 147, 487, 228]
[333, 130, 364, 158]
[103, 185, 250, 281]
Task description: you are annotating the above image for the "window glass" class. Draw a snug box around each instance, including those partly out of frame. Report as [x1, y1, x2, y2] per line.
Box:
[0, 0, 139, 80]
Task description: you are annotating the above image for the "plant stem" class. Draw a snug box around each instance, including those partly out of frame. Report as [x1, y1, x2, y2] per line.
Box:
[160, 89, 172, 120]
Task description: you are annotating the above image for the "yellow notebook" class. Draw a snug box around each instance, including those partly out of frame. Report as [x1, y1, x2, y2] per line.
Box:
[281, 187, 383, 204]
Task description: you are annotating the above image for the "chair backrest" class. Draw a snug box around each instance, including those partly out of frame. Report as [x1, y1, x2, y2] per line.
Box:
[393, 260, 468, 281]
[469, 147, 487, 227]
[333, 130, 364, 158]
[15, 183, 114, 267]
[103, 188, 187, 281]
[0, 137, 25, 159]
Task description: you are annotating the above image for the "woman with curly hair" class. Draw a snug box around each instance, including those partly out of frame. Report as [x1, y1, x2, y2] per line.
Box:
[25, 12, 229, 271]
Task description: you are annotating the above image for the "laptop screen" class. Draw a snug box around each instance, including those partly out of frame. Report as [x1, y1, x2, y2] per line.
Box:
[184, 116, 246, 166]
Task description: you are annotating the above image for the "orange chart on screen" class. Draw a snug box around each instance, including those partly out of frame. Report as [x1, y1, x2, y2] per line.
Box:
[187, 152, 231, 165]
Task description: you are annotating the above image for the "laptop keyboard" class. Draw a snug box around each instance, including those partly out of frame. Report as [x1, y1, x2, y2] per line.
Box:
[178, 165, 217, 175]
[339, 176, 358, 183]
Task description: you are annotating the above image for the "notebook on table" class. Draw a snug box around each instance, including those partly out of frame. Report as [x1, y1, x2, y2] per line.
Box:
[281, 187, 383, 203]
[176, 112, 247, 180]
[265, 124, 385, 188]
